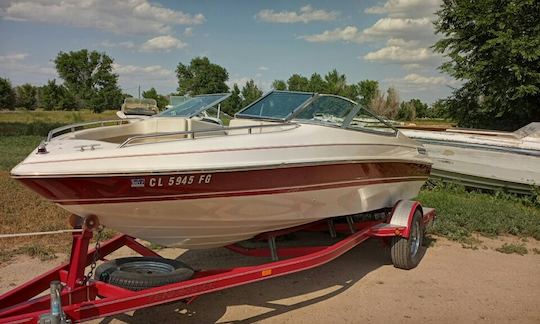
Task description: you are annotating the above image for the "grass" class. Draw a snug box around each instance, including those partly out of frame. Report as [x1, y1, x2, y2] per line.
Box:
[0, 109, 118, 136]
[0, 109, 118, 123]
[495, 243, 528, 255]
[0, 135, 43, 170]
[417, 182, 540, 242]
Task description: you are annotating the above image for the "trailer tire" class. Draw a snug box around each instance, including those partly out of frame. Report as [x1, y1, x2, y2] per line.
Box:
[95, 257, 194, 291]
[390, 209, 424, 270]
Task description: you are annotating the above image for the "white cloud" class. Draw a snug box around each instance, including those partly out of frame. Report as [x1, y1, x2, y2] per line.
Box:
[112, 63, 177, 94]
[184, 27, 194, 37]
[0, 53, 57, 85]
[0, 0, 205, 35]
[404, 73, 451, 85]
[113, 63, 174, 79]
[299, 17, 433, 44]
[299, 26, 365, 43]
[384, 73, 459, 96]
[257, 66, 269, 71]
[362, 36, 442, 65]
[101, 40, 136, 50]
[256, 5, 338, 23]
[102, 36, 186, 52]
[362, 17, 433, 40]
[364, 46, 432, 63]
[365, 0, 441, 18]
[140, 35, 186, 52]
[0, 52, 28, 63]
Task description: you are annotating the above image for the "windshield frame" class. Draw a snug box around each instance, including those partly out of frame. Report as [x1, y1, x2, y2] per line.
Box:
[156, 93, 231, 118]
[235, 90, 316, 121]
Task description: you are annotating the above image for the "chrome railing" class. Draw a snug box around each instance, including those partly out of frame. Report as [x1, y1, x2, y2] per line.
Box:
[118, 122, 299, 148]
[46, 119, 134, 142]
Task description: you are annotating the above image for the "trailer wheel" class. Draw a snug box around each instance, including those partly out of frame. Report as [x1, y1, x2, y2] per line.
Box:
[390, 209, 424, 270]
[95, 257, 194, 291]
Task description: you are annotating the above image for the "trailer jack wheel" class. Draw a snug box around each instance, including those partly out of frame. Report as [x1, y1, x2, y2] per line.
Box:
[95, 257, 194, 291]
[390, 209, 424, 270]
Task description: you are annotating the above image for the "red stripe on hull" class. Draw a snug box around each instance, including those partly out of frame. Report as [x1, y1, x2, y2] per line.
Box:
[16, 162, 431, 205]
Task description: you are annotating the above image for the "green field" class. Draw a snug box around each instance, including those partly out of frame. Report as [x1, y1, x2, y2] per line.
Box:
[0, 110, 118, 136]
[0, 111, 538, 261]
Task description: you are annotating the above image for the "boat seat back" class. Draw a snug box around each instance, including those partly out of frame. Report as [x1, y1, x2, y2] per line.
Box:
[71, 118, 189, 144]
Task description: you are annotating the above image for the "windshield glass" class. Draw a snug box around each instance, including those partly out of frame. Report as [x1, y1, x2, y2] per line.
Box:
[294, 96, 355, 126]
[236, 92, 313, 119]
[158, 93, 230, 117]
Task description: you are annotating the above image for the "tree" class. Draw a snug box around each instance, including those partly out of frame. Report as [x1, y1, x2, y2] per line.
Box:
[370, 87, 400, 119]
[397, 101, 417, 121]
[39, 79, 64, 110]
[58, 89, 79, 110]
[142, 87, 168, 109]
[0, 78, 16, 110]
[241, 80, 262, 107]
[222, 83, 242, 115]
[55, 49, 123, 112]
[358, 80, 379, 107]
[287, 74, 309, 91]
[427, 99, 450, 119]
[406, 98, 428, 118]
[323, 70, 358, 100]
[434, 0, 540, 130]
[308, 73, 327, 93]
[15, 83, 37, 110]
[272, 80, 287, 90]
[176, 57, 229, 95]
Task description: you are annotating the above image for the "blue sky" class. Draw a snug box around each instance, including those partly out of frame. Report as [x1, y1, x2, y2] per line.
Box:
[0, 0, 455, 103]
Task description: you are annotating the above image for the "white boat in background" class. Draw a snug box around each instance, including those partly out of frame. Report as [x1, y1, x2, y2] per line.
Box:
[400, 123, 540, 194]
[11, 91, 431, 249]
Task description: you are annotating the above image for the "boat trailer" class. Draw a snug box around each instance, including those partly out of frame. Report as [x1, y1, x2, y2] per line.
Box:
[0, 200, 435, 323]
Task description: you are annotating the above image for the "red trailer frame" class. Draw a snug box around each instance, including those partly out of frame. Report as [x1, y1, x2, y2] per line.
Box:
[0, 200, 435, 323]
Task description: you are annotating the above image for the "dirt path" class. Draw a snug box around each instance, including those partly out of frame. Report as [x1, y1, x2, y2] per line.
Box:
[1, 237, 539, 323]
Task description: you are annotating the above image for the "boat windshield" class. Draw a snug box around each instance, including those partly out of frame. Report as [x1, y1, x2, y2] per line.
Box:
[236, 91, 314, 119]
[236, 91, 397, 135]
[158, 93, 230, 118]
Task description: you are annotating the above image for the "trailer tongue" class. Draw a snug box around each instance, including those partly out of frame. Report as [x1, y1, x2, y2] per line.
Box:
[0, 201, 434, 324]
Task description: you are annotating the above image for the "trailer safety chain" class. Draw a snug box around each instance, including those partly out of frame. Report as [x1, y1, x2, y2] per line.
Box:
[82, 226, 104, 285]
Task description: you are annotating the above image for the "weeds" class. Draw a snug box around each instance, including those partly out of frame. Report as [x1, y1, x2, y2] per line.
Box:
[0, 135, 42, 170]
[16, 244, 57, 261]
[461, 237, 482, 250]
[418, 182, 540, 242]
[495, 243, 528, 255]
[147, 242, 166, 250]
[0, 110, 117, 136]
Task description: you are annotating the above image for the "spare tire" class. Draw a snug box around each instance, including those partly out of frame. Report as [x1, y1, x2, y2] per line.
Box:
[95, 257, 194, 291]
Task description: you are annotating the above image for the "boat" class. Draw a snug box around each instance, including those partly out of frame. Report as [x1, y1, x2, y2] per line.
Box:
[11, 91, 432, 249]
[117, 98, 160, 118]
[400, 123, 540, 194]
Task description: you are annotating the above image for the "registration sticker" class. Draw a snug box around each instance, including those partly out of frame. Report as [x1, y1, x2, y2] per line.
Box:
[131, 178, 145, 188]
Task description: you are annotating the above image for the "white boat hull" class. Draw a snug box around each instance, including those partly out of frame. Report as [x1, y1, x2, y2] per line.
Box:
[62, 180, 425, 248]
[423, 142, 540, 194]
[13, 121, 431, 249]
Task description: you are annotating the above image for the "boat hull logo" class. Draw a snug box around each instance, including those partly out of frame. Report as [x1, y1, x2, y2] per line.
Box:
[131, 179, 145, 188]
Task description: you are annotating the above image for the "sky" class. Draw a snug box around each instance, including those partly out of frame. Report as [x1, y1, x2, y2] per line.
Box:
[0, 0, 457, 104]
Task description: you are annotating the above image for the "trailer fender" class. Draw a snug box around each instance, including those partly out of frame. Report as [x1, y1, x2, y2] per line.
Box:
[388, 200, 423, 238]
